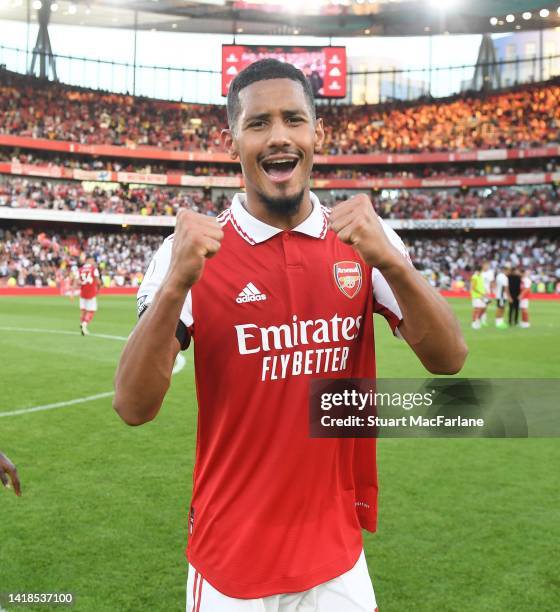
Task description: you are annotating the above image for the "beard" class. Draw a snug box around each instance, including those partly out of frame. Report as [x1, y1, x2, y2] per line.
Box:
[256, 187, 306, 217]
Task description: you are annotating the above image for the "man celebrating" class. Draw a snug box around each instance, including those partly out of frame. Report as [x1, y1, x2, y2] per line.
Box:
[114, 60, 467, 611]
[77, 255, 101, 335]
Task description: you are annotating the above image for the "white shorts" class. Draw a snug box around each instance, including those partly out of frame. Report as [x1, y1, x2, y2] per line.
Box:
[79, 297, 98, 311]
[186, 550, 377, 612]
[472, 298, 485, 309]
[520, 299, 529, 309]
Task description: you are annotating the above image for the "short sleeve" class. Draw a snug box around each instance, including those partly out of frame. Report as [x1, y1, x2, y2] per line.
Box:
[372, 218, 412, 337]
[136, 236, 193, 350]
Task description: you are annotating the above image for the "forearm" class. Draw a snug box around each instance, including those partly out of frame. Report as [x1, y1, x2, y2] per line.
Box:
[379, 258, 468, 374]
[113, 284, 186, 425]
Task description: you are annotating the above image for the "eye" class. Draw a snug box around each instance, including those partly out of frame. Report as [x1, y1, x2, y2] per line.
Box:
[287, 116, 303, 124]
[249, 120, 265, 129]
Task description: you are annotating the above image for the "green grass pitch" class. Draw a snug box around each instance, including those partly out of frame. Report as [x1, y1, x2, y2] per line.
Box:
[0, 296, 559, 611]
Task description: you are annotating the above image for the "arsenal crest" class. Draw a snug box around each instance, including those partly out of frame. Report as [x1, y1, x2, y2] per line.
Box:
[334, 261, 362, 299]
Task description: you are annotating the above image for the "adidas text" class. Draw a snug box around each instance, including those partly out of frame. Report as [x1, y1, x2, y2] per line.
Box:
[236, 293, 267, 304]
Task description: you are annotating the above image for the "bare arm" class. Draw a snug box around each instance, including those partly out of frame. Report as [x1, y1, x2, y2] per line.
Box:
[329, 194, 468, 375]
[113, 286, 185, 425]
[113, 210, 223, 426]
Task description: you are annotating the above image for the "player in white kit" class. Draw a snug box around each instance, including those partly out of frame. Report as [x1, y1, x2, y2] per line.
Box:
[480, 261, 495, 327]
[494, 266, 509, 329]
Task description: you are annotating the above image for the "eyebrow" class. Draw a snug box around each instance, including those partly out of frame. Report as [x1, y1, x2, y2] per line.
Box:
[243, 109, 306, 124]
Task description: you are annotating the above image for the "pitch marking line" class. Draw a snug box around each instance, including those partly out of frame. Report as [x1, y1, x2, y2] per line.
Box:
[0, 326, 186, 418]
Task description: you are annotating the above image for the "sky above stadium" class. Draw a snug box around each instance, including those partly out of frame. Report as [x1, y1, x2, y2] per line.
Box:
[0, 19, 483, 103]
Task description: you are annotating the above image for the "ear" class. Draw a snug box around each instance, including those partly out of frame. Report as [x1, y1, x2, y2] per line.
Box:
[221, 129, 239, 160]
[313, 118, 325, 154]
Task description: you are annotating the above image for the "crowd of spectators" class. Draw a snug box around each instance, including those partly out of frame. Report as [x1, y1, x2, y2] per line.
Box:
[2, 177, 559, 219]
[1, 226, 558, 290]
[0, 70, 226, 152]
[3, 68, 560, 154]
[0, 178, 230, 216]
[0, 227, 164, 288]
[406, 235, 560, 291]
[320, 83, 560, 153]
[374, 186, 560, 219]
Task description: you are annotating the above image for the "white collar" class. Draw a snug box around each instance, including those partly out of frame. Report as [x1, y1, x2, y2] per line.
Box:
[228, 192, 328, 245]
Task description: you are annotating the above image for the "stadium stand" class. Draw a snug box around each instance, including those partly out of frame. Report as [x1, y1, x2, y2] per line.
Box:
[0, 178, 226, 216]
[1, 226, 557, 291]
[0, 226, 162, 288]
[406, 235, 560, 291]
[0, 69, 559, 292]
[1, 177, 559, 219]
[2, 68, 560, 154]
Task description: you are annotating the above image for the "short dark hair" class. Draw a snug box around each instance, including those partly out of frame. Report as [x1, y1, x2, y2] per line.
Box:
[226, 58, 316, 131]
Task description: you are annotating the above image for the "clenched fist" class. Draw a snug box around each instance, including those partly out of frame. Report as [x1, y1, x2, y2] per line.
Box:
[329, 194, 401, 270]
[166, 209, 224, 291]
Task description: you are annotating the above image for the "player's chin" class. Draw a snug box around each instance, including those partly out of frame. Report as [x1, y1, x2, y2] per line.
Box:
[261, 183, 306, 207]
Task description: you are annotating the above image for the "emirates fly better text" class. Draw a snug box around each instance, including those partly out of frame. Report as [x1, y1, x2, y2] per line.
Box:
[234, 313, 362, 381]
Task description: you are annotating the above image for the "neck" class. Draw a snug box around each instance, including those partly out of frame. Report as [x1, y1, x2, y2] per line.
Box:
[244, 187, 313, 231]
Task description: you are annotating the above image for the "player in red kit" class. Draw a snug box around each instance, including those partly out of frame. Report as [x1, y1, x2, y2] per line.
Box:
[520, 270, 532, 328]
[77, 256, 101, 335]
[114, 60, 467, 611]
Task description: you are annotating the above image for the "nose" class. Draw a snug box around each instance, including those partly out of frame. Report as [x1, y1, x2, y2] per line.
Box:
[266, 118, 291, 148]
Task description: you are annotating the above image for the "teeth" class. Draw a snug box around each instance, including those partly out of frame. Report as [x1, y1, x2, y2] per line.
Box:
[264, 158, 297, 164]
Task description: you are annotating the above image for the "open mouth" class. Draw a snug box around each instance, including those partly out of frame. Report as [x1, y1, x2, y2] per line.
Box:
[260, 156, 299, 183]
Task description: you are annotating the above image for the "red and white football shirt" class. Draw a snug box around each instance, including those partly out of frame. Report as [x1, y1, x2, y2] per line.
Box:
[78, 264, 99, 299]
[137, 192, 407, 599]
[520, 275, 531, 299]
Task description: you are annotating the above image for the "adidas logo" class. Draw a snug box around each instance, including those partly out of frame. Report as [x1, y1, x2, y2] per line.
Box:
[236, 282, 267, 304]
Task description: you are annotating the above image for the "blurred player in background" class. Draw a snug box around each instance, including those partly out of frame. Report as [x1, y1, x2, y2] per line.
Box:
[470, 265, 485, 329]
[508, 267, 522, 327]
[77, 256, 101, 335]
[480, 261, 495, 327]
[520, 270, 532, 328]
[494, 265, 509, 329]
[57, 267, 76, 302]
[0, 451, 21, 496]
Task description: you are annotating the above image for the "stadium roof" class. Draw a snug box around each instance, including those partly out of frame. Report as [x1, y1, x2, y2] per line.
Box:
[1, 1, 559, 37]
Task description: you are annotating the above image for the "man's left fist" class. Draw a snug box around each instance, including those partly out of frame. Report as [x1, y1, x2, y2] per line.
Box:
[328, 194, 401, 270]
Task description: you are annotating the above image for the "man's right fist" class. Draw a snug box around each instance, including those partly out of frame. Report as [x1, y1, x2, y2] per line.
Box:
[166, 209, 224, 291]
